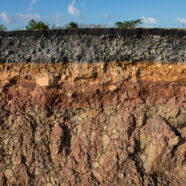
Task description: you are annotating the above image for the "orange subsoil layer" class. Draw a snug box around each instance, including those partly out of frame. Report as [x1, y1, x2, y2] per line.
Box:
[0, 61, 185, 110]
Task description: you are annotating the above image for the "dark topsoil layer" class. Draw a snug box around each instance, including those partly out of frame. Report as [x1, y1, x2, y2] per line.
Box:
[0, 28, 185, 38]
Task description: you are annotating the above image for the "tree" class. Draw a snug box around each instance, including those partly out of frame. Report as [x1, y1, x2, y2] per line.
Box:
[0, 24, 7, 31]
[26, 19, 49, 30]
[115, 19, 143, 28]
[66, 21, 78, 29]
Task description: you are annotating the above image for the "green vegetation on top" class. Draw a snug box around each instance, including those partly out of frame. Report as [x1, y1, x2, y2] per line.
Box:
[1, 18, 146, 31]
[115, 19, 143, 28]
[66, 21, 78, 29]
[26, 19, 49, 31]
[0, 24, 7, 31]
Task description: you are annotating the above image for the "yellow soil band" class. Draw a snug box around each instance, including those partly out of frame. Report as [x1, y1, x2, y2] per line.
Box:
[0, 62, 185, 84]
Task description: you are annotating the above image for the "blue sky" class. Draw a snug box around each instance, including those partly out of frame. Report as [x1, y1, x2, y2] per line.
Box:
[0, 0, 186, 29]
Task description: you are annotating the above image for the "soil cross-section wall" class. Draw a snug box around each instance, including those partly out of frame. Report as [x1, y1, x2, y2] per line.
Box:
[0, 29, 186, 186]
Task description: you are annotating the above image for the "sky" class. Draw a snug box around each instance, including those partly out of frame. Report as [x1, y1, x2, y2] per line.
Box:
[0, 0, 186, 30]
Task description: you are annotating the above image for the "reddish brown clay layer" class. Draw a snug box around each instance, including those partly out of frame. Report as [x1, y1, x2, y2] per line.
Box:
[0, 80, 185, 112]
[0, 62, 185, 185]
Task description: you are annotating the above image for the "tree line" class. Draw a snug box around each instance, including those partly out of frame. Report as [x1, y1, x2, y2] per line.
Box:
[0, 19, 143, 31]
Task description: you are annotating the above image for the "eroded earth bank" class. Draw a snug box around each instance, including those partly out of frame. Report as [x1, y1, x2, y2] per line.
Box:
[0, 28, 186, 185]
[0, 61, 185, 186]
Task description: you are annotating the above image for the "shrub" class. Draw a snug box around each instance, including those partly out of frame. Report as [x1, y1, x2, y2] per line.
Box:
[0, 24, 7, 31]
[26, 19, 49, 30]
[115, 19, 143, 28]
[66, 21, 78, 29]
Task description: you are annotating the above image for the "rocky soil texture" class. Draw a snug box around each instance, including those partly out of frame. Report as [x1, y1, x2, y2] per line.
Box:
[0, 28, 185, 63]
[0, 61, 185, 185]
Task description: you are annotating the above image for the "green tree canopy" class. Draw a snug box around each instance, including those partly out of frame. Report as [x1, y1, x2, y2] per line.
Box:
[66, 21, 78, 29]
[26, 19, 49, 30]
[0, 24, 7, 31]
[115, 19, 143, 28]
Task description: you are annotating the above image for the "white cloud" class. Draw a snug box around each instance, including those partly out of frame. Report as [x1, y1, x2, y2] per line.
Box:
[28, 0, 37, 11]
[16, 13, 41, 23]
[103, 14, 113, 19]
[0, 12, 13, 23]
[141, 16, 157, 24]
[68, 0, 80, 17]
[176, 17, 186, 24]
[0, 11, 41, 25]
